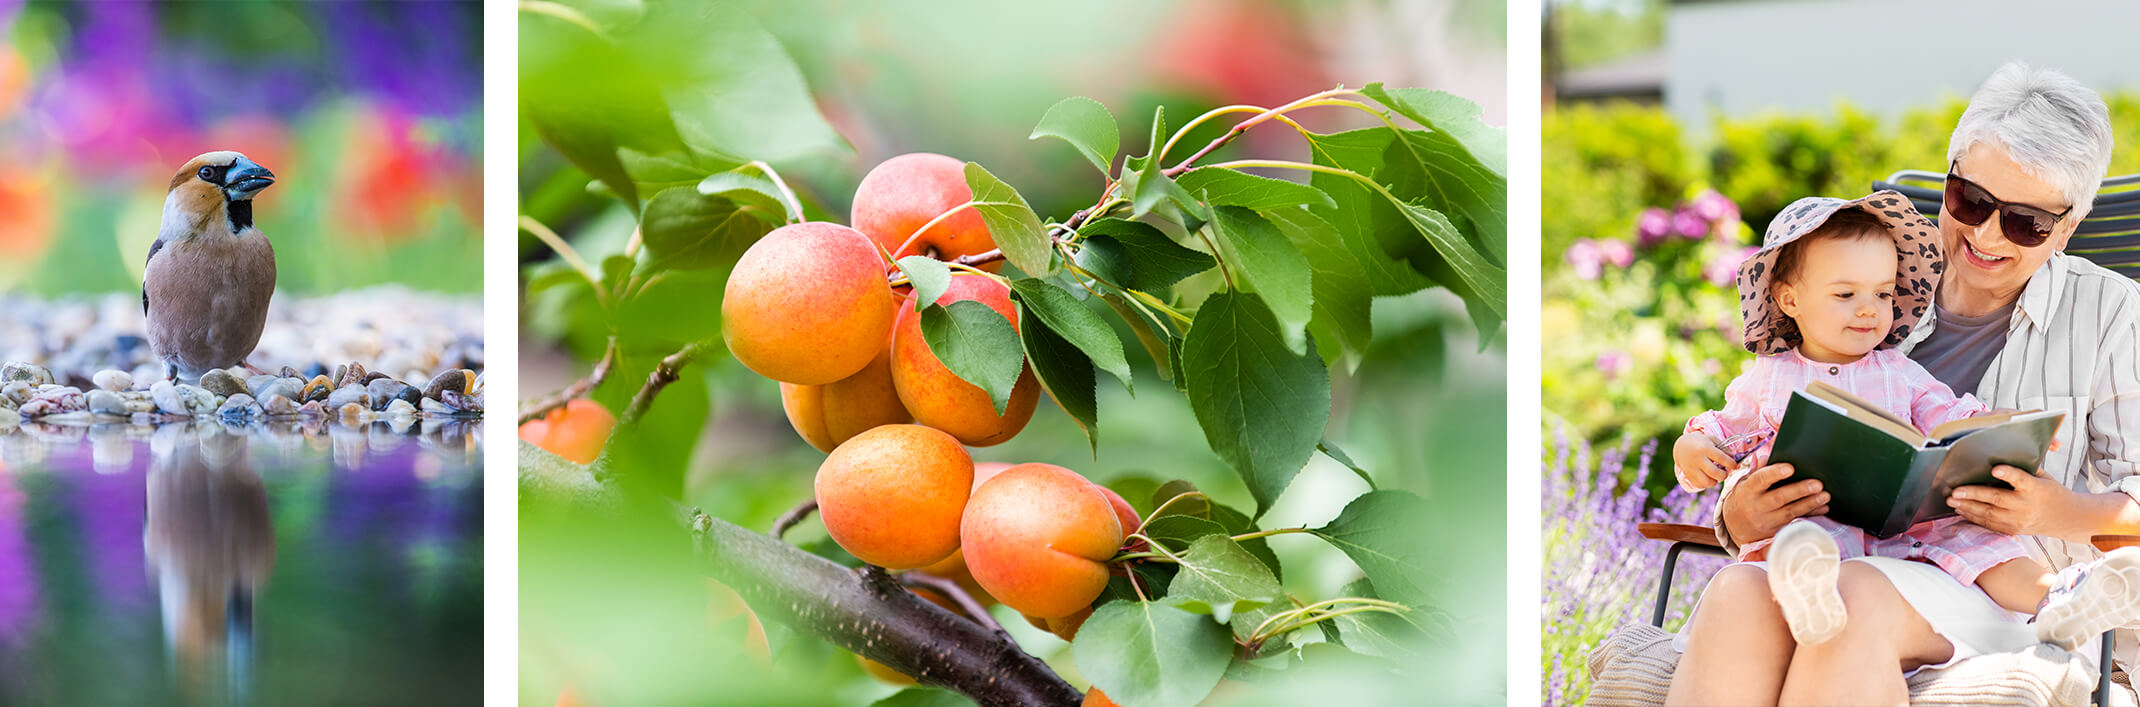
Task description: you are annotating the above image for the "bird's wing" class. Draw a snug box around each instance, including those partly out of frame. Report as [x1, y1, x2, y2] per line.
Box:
[143, 238, 165, 316]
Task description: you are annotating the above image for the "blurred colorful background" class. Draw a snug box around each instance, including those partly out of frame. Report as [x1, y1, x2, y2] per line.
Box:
[1540, 1, 2140, 703]
[0, 2, 482, 705]
[0, 0, 481, 295]
[519, 0, 1506, 704]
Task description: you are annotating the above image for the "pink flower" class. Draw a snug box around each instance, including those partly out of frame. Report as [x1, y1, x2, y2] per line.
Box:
[1595, 351, 1631, 380]
[1704, 245, 1760, 287]
[1598, 239, 1634, 268]
[1565, 239, 1604, 281]
[1636, 207, 1672, 247]
[1691, 190, 1738, 223]
[1673, 206, 1709, 240]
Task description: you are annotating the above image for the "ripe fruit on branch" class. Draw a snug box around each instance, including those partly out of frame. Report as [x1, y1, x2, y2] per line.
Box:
[721, 222, 894, 385]
[852, 152, 1000, 271]
[814, 424, 974, 569]
[1084, 687, 1121, 707]
[891, 275, 1039, 446]
[778, 301, 911, 452]
[961, 463, 1125, 619]
[910, 462, 1018, 604]
[1024, 605, 1093, 642]
[518, 398, 615, 464]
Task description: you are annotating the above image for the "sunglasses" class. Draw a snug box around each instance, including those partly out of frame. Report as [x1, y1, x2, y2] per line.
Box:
[1943, 163, 2071, 248]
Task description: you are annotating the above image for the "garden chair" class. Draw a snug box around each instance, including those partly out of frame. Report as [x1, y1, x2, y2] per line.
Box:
[1586, 172, 2140, 706]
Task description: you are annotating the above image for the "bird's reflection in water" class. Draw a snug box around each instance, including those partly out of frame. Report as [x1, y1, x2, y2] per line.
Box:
[143, 423, 273, 705]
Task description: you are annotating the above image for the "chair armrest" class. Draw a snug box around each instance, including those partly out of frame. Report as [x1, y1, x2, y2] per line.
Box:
[1638, 523, 1725, 547]
[2092, 535, 2140, 551]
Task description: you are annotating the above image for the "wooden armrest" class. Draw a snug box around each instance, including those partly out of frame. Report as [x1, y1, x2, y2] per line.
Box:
[1638, 523, 1725, 548]
[2092, 535, 2140, 551]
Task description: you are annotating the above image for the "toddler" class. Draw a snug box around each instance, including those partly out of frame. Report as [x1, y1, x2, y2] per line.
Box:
[1673, 191, 2140, 650]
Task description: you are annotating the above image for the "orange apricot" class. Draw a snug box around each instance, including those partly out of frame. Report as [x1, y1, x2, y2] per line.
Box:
[517, 399, 615, 464]
[721, 222, 894, 385]
[814, 424, 974, 569]
[890, 275, 1039, 446]
[961, 463, 1124, 619]
[851, 153, 1000, 272]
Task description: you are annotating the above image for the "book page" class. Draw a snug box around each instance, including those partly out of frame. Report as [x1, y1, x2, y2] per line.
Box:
[1804, 381, 1926, 445]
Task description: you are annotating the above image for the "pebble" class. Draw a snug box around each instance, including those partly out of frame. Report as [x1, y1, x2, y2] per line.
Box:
[0, 362, 52, 386]
[2, 382, 31, 406]
[299, 400, 327, 418]
[384, 398, 417, 417]
[325, 385, 371, 411]
[424, 369, 467, 400]
[217, 394, 261, 421]
[178, 384, 219, 415]
[261, 394, 297, 416]
[86, 389, 127, 416]
[336, 362, 368, 391]
[199, 370, 245, 398]
[337, 402, 366, 421]
[366, 378, 418, 411]
[420, 398, 452, 415]
[300, 375, 334, 403]
[440, 389, 481, 414]
[151, 381, 188, 415]
[92, 369, 132, 392]
[0, 408, 17, 426]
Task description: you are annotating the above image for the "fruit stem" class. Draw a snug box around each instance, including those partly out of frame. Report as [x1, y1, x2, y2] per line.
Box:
[1137, 491, 1213, 533]
[1228, 526, 1310, 543]
[892, 200, 982, 263]
[900, 571, 1012, 640]
[1192, 225, 1236, 289]
[521, 215, 612, 312]
[770, 497, 819, 539]
[518, 336, 619, 424]
[745, 160, 804, 224]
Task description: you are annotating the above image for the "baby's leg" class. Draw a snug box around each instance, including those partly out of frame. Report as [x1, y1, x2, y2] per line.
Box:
[1973, 559, 2053, 614]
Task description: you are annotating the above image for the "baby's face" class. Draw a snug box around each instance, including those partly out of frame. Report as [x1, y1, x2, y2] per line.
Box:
[1780, 235, 1899, 363]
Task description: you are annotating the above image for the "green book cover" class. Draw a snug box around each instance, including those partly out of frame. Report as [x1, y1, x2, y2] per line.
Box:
[1766, 382, 2064, 539]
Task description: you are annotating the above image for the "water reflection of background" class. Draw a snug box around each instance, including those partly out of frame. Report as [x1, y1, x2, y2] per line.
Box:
[0, 421, 481, 705]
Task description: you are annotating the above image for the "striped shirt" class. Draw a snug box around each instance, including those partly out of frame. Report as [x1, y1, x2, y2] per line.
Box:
[1897, 252, 2140, 671]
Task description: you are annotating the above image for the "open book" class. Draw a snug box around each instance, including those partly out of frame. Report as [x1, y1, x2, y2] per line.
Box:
[1765, 381, 2064, 538]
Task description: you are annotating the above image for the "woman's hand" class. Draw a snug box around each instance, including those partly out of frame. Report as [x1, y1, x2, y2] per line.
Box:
[1720, 463, 1829, 546]
[1673, 433, 1735, 490]
[1949, 465, 2087, 540]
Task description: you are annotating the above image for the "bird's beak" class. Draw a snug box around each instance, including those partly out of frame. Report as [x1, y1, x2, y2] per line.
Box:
[223, 157, 275, 201]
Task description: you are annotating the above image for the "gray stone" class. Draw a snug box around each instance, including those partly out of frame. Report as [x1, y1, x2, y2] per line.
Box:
[366, 378, 419, 411]
[423, 369, 468, 400]
[86, 389, 127, 416]
[151, 381, 188, 415]
[325, 385, 371, 411]
[0, 362, 53, 386]
[384, 398, 418, 417]
[92, 369, 133, 392]
[261, 394, 298, 416]
[199, 370, 245, 397]
[2, 382, 31, 405]
[177, 384, 219, 414]
[217, 394, 261, 421]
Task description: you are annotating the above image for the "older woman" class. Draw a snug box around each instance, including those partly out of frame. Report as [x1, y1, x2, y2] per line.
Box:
[1668, 62, 2140, 705]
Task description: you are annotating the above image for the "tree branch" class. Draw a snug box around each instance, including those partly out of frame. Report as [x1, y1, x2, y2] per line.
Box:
[900, 571, 1010, 639]
[519, 337, 619, 424]
[622, 342, 708, 424]
[771, 498, 818, 539]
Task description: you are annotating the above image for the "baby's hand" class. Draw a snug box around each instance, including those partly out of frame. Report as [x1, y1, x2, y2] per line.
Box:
[1673, 433, 1736, 490]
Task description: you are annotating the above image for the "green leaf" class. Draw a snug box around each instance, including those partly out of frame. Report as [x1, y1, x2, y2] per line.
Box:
[638, 187, 779, 271]
[1325, 578, 1435, 661]
[1071, 230, 1133, 286]
[698, 171, 794, 223]
[621, 2, 844, 162]
[1304, 127, 1506, 335]
[1029, 96, 1119, 175]
[525, 260, 588, 298]
[1011, 280, 1131, 394]
[621, 147, 743, 192]
[1099, 293, 1176, 382]
[1318, 438, 1375, 489]
[1176, 167, 1336, 211]
[1180, 293, 1330, 514]
[1310, 491, 1435, 609]
[1395, 200, 1506, 322]
[1078, 218, 1215, 294]
[1166, 535, 1281, 624]
[1020, 319, 1098, 455]
[1361, 83, 1507, 177]
[519, 6, 680, 214]
[869, 687, 976, 707]
[963, 162, 1053, 276]
[1130, 106, 1208, 221]
[1073, 600, 1233, 707]
[601, 254, 635, 292]
[1206, 207, 1314, 354]
[1141, 515, 1228, 549]
[1262, 206, 1373, 366]
[919, 300, 1025, 415]
[897, 256, 951, 313]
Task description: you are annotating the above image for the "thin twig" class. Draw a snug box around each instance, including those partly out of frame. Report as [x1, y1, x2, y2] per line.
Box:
[622, 342, 708, 425]
[900, 572, 1011, 639]
[519, 337, 618, 424]
[771, 498, 819, 539]
[1162, 87, 1361, 178]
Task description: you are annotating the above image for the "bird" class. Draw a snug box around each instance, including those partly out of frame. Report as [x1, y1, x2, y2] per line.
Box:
[143, 151, 278, 383]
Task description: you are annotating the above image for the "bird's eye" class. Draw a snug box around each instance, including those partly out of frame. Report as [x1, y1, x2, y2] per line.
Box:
[198, 166, 215, 181]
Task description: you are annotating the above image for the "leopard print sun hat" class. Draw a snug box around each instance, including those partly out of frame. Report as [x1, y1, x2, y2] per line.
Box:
[1737, 190, 1944, 356]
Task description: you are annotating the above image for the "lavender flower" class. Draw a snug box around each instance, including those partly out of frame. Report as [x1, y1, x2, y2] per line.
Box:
[1673, 206, 1710, 240]
[1566, 239, 1605, 281]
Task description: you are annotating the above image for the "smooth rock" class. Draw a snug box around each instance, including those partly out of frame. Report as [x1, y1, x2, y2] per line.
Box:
[299, 400, 327, 418]
[423, 369, 467, 400]
[199, 370, 245, 397]
[366, 379, 415, 411]
[217, 394, 261, 420]
[0, 408, 17, 426]
[0, 362, 53, 386]
[177, 384, 219, 414]
[86, 389, 127, 416]
[2, 382, 31, 405]
[441, 389, 482, 414]
[301, 376, 333, 403]
[384, 398, 417, 417]
[261, 394, 298, 416]
[420, 398, 452, 415]
[151, 381, 188, 415]
[337, 402, 366, 420]
[92, 369, 132, 392]
[279, 366, 303, 380]
[325, 386, 371, 411]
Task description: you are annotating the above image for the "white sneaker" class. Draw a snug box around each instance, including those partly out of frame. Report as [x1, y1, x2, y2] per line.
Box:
[1768, 521, 1847, 645]
[2037, 547, 2140, 651]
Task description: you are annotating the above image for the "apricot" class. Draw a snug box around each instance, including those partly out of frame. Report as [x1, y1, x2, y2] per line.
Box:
[815, 424, 974, 569]
[891, 275, 1039, 446]
[1084, 687, 1120, 707]
[1023, 605, 1094, 642]
[778, 303, 911, 452]
[517, 398, 614, 464]
[961, 463, 1124, 619]
[909, 462, 1018, 603]
[721, 222, 894, 385]
[851, 153, 1000, 272]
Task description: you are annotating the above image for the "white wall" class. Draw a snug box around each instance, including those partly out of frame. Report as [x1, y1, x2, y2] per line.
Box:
[1665, 0, 2140, 131]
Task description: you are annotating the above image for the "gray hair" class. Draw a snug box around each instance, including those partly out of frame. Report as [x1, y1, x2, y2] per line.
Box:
[1947, 62, 2115, 218]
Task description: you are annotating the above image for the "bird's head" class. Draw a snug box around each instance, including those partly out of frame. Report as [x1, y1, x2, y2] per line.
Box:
[164, 151, 275, 236]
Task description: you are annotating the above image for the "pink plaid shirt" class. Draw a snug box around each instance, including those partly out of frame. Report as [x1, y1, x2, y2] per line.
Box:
[1685, 348, 2027, 583]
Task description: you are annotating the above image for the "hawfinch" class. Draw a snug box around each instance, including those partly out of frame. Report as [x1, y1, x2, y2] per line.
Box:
[144, 151, 277, 382]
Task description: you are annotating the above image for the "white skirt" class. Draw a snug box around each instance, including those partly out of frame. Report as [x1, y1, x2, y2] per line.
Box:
[1672, 557, 2057, 675]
